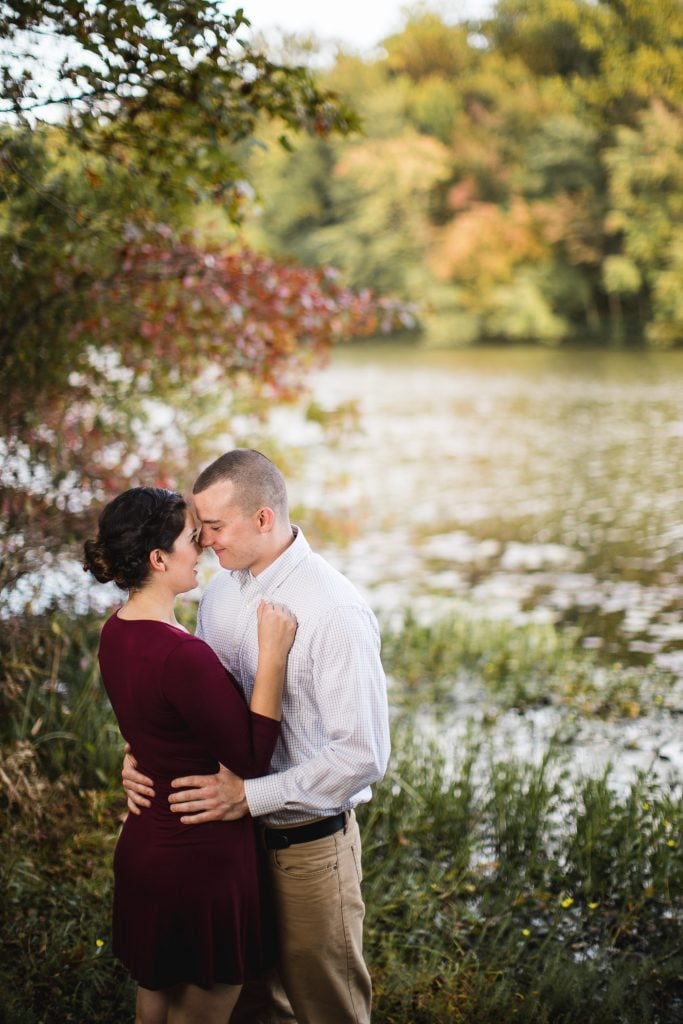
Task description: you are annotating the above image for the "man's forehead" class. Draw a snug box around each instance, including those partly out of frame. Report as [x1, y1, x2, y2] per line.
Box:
[193, 481, 239, 520]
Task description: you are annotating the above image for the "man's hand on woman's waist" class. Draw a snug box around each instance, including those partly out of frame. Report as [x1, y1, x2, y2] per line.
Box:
[168, 763, 249, 824]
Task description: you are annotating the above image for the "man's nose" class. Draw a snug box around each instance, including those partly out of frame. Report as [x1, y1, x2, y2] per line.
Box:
[198, 529, 212, 548]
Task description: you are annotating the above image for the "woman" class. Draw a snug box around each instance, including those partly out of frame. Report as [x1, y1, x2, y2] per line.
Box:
[83, 486, 296, 1024]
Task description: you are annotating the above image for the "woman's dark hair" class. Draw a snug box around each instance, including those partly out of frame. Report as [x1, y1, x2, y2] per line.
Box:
[83, 487, 187, 590]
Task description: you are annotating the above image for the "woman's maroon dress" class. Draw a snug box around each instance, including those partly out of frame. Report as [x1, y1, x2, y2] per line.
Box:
[98, 614, 279, 991]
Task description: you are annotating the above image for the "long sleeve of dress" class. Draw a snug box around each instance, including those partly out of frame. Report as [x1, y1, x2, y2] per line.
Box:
[162, 636, 279, 779]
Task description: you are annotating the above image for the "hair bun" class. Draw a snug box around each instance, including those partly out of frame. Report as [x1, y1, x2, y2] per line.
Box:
[83, 537, 115, 584]
[83, 487, 187, 592]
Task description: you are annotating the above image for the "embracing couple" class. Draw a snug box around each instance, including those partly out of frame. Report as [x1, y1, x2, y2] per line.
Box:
[83, 449, 391, 1024]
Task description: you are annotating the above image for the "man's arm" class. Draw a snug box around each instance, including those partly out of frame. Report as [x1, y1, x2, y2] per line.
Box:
[123, 750, 246, 823]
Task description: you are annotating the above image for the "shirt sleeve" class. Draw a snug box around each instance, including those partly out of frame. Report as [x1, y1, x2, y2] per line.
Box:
[162, 637, 279, 779]
[195, 592, 207, 641]
[243, 605, 390, 817]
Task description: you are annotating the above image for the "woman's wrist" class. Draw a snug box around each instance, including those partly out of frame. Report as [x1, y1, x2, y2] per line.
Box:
[255, 652, 288, 675]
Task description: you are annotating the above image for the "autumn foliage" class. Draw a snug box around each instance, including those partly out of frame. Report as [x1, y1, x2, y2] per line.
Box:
[1, 230, 409, 595]
[83, 232, 407, 391]
[248, 0, 683, 347]
[0, 2, 411, 604]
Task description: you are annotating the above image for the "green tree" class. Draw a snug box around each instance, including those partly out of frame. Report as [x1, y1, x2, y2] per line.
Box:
[244, 4, 683, 347]
[1, 1, 360, 403]
[487, 0, 683, 126]
[304, 131, 452, 296]
[604, 100, 683, 346]
[383, 11, 476, 82]
[246, 19, 473, 328]
[0, 2, 405, 603]
[0, 0, 357, 205]
[246, 133, 341, 264]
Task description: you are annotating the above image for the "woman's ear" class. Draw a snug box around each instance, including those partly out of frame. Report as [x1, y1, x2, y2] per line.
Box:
[149, 548, 166, 572]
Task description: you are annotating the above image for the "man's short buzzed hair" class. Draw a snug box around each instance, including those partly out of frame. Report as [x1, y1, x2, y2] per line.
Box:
[193, 449, 289, 519]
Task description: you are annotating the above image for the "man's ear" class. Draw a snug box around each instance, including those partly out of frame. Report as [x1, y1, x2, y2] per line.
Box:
[256, 507, 275, 532]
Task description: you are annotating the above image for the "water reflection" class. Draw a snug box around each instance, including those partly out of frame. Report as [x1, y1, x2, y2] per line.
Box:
[279, 345, 683, 674]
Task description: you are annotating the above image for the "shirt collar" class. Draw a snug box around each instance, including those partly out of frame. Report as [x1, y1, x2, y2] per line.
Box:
[231, 526, 310, 594]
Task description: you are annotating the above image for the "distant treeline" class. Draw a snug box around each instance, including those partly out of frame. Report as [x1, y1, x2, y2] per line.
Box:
[246, 0, 683, 348]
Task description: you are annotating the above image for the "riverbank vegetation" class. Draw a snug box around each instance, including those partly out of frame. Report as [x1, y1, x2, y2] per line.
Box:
[246, 0, 683, 348]
[1, 609, 681, 1023]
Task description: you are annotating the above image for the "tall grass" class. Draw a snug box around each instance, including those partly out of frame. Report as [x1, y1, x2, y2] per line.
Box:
[0, 608, 681, 1023]
[0, 782, 134, 1023]
[360, 728, 683, 1024]
[1, 613, 123, 789]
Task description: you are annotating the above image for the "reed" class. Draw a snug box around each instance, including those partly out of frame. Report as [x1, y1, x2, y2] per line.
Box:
[359, 728, 683, 1024]
[0, 612, 123, 792]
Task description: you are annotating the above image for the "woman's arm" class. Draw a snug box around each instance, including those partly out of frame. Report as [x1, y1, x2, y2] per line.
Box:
[249, 600, 296, 720]
[163, 601, 296, 779]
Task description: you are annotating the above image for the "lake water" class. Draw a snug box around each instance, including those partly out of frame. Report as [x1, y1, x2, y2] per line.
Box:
[275, 343, 683, 787]
[279, 344, 683, 675]
[7, 342, 680, 784]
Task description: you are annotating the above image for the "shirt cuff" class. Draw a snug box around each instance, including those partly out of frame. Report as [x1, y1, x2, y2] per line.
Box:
[244, 774, 286, 819]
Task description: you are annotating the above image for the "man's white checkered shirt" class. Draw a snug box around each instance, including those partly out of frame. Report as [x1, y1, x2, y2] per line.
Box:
[196, 527, 391, 826]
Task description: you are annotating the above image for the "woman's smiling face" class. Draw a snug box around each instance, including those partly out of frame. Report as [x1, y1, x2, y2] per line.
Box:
[163, 512, 201, 594]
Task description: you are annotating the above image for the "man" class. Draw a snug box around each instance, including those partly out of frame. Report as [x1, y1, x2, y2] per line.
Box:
[123, 449, 390, 1024]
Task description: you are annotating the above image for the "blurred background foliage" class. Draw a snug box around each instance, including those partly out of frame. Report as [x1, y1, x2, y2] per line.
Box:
[0, 0, 410, 603]
[245, 0, 683, 350]
[2, 0, 682, 604]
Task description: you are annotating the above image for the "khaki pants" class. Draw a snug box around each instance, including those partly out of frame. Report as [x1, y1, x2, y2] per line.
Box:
[232, 811, 372, 1024]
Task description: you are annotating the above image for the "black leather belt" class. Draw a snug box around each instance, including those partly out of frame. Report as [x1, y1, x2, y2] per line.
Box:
[263, 812, 346, 850]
